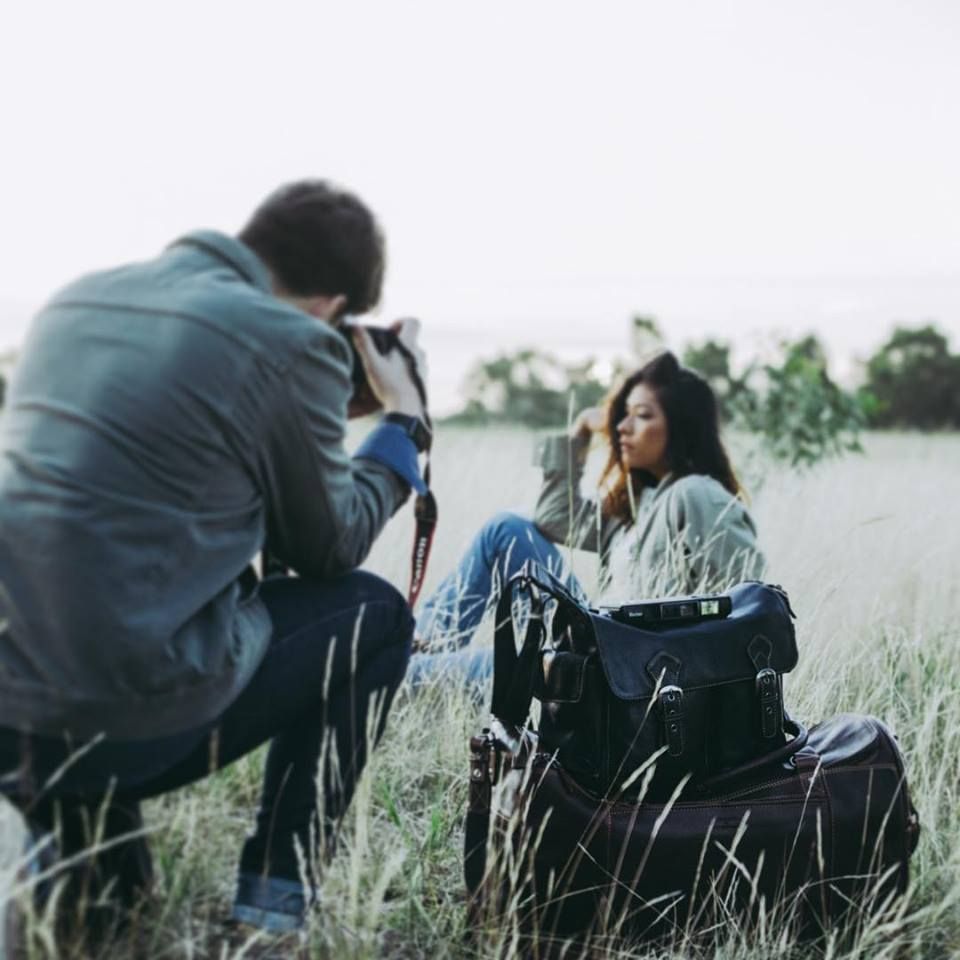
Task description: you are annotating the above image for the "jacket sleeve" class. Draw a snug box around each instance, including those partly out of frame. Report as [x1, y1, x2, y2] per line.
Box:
[532, 433, 604, 554]
[668, 478, 766, 592]
[256, 329, 412, 580]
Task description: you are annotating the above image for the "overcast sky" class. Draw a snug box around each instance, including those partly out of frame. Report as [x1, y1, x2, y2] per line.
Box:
[1, 0, 958, 412]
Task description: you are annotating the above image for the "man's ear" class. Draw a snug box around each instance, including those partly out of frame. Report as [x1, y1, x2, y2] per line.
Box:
[291, 293, 348, 323]
[323, 294, 348, 322]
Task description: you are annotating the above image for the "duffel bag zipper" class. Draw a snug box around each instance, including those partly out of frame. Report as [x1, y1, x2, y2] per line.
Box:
[709, 769, 818, 803]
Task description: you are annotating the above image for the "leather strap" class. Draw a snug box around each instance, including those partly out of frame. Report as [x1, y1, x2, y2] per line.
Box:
[491, 580, 544, 728]
[756, 669, 782, 739]
[383, 411, 431, 452]
[646, 651, 687, 758]
[748, 633, 784, 740]
[646, 651, 683, 688]
[659, 686, 686, 757]
[491, 564, 583, 728]
[748, 634, 773, 670]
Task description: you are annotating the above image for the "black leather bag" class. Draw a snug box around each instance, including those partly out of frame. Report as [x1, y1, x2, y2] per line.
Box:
[465, 714, 920, 943]
[491, 566, 800, 800]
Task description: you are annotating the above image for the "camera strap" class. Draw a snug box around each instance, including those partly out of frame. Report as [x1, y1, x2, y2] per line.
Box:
[394, 338, 437, 609]
[264, 329, 438, 607]
[410, 464, 437, 607]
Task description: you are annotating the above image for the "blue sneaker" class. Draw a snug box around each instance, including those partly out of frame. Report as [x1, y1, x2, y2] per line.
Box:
[3, 821, 57, 955]
[231, 872, 306, 933]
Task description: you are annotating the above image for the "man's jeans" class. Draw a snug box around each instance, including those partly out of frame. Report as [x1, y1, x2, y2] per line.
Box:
[0, 570, 413, 909]
[407, 512, 586, 687]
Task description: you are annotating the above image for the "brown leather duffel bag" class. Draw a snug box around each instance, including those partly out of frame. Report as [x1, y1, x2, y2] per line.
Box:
[465, 713, 920, 946]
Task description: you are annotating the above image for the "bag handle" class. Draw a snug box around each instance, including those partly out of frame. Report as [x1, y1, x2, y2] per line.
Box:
[490, 563, 583, 728]
[693, 717, 809, 795]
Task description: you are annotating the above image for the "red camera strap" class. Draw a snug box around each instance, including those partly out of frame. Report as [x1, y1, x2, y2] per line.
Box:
[266, 328, 438, 608]
[409, 461, 438, 607]
[393, 335, 437, 609]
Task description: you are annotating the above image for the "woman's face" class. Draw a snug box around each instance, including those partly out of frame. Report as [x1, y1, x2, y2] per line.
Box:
[616, 383, 670, 478]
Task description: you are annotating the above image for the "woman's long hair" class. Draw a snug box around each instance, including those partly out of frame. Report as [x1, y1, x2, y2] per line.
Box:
[599, 352, 742, 524]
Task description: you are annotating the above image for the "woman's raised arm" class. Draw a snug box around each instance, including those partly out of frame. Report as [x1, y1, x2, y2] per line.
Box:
[532, 407, 609, 553]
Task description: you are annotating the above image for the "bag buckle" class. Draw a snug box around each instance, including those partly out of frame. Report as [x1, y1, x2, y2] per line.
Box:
[659, 684, 685, 757]
[469, 731, 495, 812]
[755, 667, 782, 739]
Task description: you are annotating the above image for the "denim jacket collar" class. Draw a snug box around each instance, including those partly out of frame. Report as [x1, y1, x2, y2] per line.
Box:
[169, 230, 273, 293]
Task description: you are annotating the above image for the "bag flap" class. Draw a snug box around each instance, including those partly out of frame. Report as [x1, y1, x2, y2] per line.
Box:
[591, 581, 798, 700]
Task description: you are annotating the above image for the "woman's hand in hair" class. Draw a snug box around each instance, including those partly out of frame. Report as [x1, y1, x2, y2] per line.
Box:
[570, 406, 606, 440]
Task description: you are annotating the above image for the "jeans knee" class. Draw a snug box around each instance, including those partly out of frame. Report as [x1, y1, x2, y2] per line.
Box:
[353, 571, 414, 651]
[481, 511, 533, 551]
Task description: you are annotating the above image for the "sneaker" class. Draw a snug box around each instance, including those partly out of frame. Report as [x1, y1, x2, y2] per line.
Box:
[231, 872, 306, 933]
[3, 821, 56, 958]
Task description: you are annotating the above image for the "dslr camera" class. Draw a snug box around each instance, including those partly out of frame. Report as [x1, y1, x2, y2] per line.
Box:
[343, 322, 428, 421]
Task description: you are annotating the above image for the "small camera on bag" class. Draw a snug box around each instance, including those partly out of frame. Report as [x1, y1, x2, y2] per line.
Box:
[601, 593, 733, 628]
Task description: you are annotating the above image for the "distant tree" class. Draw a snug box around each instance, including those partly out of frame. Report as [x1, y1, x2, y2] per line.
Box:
[449, 349, 607, 428]
[450, 324, 870, 469]
[682, 339, 754, 420]
[682, 339, 731, 386]
[562, 357, 609, 410]
[734, 334, 865, 467]
[0, 373, 5, 409]
[860, 324, 960, 429]
[630, 314, 663, 360]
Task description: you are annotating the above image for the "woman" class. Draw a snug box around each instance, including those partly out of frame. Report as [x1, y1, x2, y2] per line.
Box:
[407, 351, 764, 686]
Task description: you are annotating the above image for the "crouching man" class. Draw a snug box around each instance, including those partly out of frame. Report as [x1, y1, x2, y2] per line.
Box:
[0, 180, 430, 941]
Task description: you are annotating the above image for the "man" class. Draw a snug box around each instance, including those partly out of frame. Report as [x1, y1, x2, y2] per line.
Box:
[0, 180, 430, 939]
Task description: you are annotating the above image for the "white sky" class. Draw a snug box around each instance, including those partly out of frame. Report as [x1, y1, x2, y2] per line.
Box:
[1, 0, 958, 412]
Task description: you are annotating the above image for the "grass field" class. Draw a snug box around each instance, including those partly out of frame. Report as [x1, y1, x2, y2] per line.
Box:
[1, 428, 958, 958]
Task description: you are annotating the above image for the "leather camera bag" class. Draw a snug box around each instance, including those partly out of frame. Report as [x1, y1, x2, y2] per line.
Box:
[465, 714, 920, 942]
[491, 566, 800, 800]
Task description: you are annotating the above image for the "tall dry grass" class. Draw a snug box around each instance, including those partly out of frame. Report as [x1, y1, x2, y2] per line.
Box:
[1, 428, 958, 958]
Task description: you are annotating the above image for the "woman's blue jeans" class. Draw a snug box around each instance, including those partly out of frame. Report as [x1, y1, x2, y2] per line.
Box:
[408, 512, 587, 687]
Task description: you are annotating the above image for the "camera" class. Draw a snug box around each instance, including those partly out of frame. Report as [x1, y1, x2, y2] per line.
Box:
[346, 324, 398, 417]
[343, 321, 428, 419]
[600, 594, 732, 628]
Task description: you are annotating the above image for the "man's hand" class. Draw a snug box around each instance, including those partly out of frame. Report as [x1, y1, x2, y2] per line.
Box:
[351, 318, 428, 420]
[570, 405, 606, 440]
